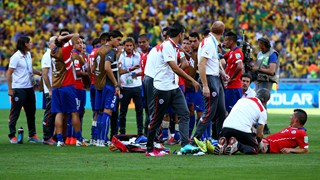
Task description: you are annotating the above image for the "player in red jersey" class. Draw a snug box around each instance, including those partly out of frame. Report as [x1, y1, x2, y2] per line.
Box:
[223, 31, 244, 113]
[260, 109, 309, 154]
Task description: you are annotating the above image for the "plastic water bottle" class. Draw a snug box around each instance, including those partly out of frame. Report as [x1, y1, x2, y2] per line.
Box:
[18, 127, 24, 144]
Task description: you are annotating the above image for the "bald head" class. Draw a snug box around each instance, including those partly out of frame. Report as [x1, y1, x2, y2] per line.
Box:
[211, 21, 225, 35]
[49, 36, 57, 50]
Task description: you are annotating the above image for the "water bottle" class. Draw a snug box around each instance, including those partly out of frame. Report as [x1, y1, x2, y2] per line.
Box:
[18, 127, 24, 144]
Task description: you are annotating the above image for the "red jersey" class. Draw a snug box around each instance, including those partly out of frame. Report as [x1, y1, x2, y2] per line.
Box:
[266, 127, 309, 153]
[89, 47, 99, 84]
[224, 47, 243, 89]
[140, 51, 149, 80]
[61, 41, 76, 87]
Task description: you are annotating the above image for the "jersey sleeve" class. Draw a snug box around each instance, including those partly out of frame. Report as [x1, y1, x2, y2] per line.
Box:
[41, 52, 51, 69]
[258, 111, 267, 125]
[62, 40, 74, 63]
[269, 52, 277, 64]
[199, 39, 215, 59]
[162, 44, 176, 63]
[105, 50, 116, 63]
[296, 130, 309, 149]
[9, 55, 18, 69]
[234, 49, 244, 63]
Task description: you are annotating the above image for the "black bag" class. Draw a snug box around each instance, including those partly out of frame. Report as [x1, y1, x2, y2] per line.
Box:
[257, 73, 269, 82]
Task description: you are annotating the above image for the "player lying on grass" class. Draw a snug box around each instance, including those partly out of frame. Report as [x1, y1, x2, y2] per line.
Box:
[259, 109, 309, 154]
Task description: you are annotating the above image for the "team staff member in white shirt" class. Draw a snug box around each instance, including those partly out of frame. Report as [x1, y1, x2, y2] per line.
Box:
[146, 23, 200, 156]
[192, 21, 227, 141]
[241, 73, 256, 98]
[118, 37, 143, 136]
[7, 36, 42, 144]
[41, 36, 57, 145]
[214, 88, 270, 155]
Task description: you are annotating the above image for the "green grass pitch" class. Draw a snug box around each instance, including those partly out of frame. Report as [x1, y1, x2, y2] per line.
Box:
[0, 108, 319, 179]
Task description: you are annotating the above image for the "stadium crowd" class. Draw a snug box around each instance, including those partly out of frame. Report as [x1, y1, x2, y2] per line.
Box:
[1, 0, 313, 156]
[0, 0, 319, 78]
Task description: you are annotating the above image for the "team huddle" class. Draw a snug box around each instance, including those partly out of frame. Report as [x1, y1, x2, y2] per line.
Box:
[7, 21, 309, 156]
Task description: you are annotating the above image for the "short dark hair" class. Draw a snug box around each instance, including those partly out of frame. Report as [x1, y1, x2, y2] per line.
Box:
[294, 109, 308, 125]
[167, 23, 185, 38]
[241, 73, 252, 82]
[225, 31, 238, 43]
[189, 32, 200, 40]
[108, 30, 123, 40]
[203, 29, 210, 37]
[123, 37, 135, 45]
[59, 28, 70, 36]
[256, 88, 270, 104]
[138, 34, 149, 40]
[258, 38, 271, 49]
[100, 32, 109, 41]
[92, 38, 100, 47]
[16, 36, 30, 52]
[183, 37, 189, 41]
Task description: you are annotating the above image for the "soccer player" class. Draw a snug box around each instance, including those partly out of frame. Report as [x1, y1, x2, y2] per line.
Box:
[214, 88, 270, 155]
[118, 37, 144, 136]
[223, 31, 244, 113]
[7, 36, 42, 144]
[94, 30, 123, 147]
[51, 33, 87, 147]
[145, 23, 200, 156]
[41, 36, 57, 145]
[241, 73, 256, 98]
[192, 21, 227, 141]
[185, 32, 204, 138]
[259, 109, 309, 154]
[88, 38, 101, 145]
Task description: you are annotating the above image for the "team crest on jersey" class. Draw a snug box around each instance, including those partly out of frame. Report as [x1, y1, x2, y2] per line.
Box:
[159, 99, 164, 104]
[15, 97, 19, 102]
[74, 60, 79, 66]
[212, 92, 217, 97]
[235, 53, 241, 59]
[291, 130, 296, 134]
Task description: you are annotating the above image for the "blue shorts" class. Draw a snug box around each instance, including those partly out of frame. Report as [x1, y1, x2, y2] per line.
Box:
[95, 85, 118, 111]
[90, 84, 96, 111]
[225, 88, 242, 112]
[52, 85, 78, 113]
[75, 89, 86, 113]
[185, 87, 204, 112]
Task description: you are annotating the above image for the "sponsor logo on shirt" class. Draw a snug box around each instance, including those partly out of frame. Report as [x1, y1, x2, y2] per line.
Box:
[235, 53, 241, 59]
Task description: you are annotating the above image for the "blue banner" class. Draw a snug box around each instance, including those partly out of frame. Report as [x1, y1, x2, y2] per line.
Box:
[267, 90, 317, 108]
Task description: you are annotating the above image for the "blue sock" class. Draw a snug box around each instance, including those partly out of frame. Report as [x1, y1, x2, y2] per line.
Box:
[189, 115, 195, 137]
[102, 112, 110, 142]
[57, 134, 64, 142]
[75, 131, 83, 141]
[174, 130, 180, 141]
[161, 128, 169, 140]
[96, 113, 103, 140]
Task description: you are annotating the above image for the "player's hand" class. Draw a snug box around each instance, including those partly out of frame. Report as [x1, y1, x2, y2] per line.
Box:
[49, 90, 52, 98]
[115, 86, 120, 96]
[202, 86, 210, 97]
[130, 64, 140, 71]
[8, 89, 14, 97]
[192, 80, 200, 92]
[280, 148, 291, 154]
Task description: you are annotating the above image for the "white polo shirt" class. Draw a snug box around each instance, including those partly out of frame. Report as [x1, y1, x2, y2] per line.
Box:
[144, 47, 157, 78]
[197, 33, 220, 76]
[9, 50, 33, 89]
[223, 97, 267, 133]
[242, 87, 256, 98]
[41, 49, 52, 93]
[153, 39, 179, 91]
[119, 51, 142, 88]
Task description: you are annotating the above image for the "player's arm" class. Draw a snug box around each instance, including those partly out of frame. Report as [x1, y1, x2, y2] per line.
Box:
[280, 148, 308, 154]
[33, 68, 42, 76]
[198, 56, 210, 97]
[42, 67, 52, 95]
[168, 61, 199, 91]
[179, 52, 189, 70]
[230, 61, 243, 81]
